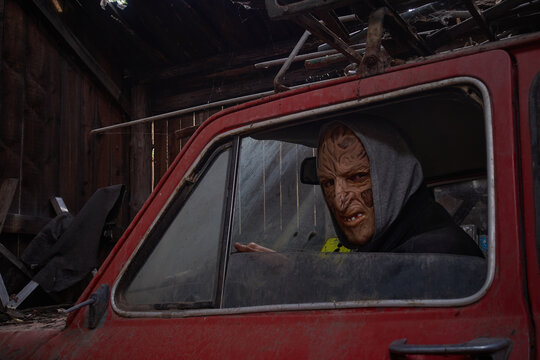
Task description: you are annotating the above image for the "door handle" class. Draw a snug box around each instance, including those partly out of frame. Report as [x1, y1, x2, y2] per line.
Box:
[389, 337, 513, 359]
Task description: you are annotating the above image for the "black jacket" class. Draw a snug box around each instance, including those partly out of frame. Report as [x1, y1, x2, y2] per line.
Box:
[365, 184, 485, 257]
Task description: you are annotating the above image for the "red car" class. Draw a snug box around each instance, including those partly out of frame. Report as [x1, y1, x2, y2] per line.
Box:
[2, 29, 540, 360]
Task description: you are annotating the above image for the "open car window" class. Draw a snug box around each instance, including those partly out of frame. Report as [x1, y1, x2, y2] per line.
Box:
[115, 82, 491, 314]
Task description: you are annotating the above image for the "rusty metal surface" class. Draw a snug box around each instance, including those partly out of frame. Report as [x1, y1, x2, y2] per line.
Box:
[361, 7, 386, 76]
[0, 307, 66, 360]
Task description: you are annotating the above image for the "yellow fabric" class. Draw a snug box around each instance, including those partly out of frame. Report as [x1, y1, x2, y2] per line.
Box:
[321, 237, 351, 253]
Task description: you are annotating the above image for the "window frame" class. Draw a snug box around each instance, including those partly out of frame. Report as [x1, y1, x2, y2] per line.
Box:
[111, 76, 495, 318]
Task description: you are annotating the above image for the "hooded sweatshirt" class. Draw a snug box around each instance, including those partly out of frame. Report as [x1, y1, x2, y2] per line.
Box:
[319, 118, 484, 257]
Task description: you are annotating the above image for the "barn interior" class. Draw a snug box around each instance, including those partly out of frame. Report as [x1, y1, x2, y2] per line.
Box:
[1, 0, 539, 315]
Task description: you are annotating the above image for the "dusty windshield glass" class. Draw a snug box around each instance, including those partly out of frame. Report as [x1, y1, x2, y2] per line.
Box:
[122, 148, 231, 307]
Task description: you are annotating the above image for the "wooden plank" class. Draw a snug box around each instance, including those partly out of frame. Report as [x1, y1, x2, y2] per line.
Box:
[109, 105, 127, 187]
[0, 179, 19, 233]
[153, 116, 168, 187]
[2, 213, 50, 235]
[93, 92, 114, 190]
[129, 86, 152, 219]
[176, 114, 189, 152]
[0, 242, 33, 279]
[59, 60, 81, 212]
[44, 25, 62, 209]
[22, 15, 49, 216]
[1, 2, 26, 211]
[78, 73, 95, 205]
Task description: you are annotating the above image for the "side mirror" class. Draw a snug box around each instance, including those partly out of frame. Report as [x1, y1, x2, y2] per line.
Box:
[300, 157, 319, 185]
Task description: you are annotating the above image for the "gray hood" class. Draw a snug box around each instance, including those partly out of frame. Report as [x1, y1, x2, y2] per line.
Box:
[319, 117, 424, 250]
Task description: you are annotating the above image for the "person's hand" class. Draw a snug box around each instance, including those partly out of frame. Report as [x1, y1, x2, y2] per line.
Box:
[233, 242, 293, 273]
[234, 242, 275, 253]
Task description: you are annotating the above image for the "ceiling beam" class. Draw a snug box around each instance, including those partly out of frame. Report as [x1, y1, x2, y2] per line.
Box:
[133, 36, 320, 85]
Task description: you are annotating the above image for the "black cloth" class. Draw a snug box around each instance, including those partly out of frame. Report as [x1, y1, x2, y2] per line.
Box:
[357, 184, 484, 257]
[21, 184, 125, 293]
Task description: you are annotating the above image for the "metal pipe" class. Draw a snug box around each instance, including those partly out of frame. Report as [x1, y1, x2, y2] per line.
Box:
[90, 90, 275, 134]
[274, 30, 311, 92]
[255, 43, 365, 69]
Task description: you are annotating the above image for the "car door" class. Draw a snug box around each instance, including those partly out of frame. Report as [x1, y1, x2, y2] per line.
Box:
[37, 49, 532, 360]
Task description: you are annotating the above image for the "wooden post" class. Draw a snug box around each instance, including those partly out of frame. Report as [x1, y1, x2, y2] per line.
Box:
[129, 86, 152, 219]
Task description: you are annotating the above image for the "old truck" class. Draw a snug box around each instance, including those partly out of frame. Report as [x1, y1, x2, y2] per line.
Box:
[1, 0, 540, 358]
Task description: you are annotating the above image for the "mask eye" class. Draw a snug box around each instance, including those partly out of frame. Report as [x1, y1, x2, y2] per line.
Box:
[350, 172, 369, 182]
[321, 179, 334, 188]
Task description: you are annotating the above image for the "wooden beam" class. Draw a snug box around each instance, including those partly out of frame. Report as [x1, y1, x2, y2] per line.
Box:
[26, 0, 129, 114]
[2, 213, 51, 235]
[0, 242, 33, 278]
[134, 37, 321, 84]
[0, 179, 18, 234]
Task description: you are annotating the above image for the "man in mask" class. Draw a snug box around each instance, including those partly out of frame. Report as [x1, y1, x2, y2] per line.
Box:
[236, 119, 483, 257]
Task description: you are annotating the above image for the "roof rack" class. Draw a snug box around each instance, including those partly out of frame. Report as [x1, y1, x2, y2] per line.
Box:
[264, 0, 539, 90]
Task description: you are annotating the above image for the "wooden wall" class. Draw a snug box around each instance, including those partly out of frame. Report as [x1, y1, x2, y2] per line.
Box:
[0, 0, 283, 261]
[0, 0, 132, 257]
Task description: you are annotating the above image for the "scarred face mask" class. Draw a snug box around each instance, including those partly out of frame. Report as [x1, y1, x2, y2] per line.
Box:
[317, 124, 375, 246]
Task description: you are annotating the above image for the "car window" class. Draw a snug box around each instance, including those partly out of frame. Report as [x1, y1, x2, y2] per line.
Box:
[224, 134, 488, 307]
[118, 146, 231, 309]
[115, 83, 491, 314]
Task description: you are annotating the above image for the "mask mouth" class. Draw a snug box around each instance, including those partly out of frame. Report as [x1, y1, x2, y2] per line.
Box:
[342, 212, 365, 224]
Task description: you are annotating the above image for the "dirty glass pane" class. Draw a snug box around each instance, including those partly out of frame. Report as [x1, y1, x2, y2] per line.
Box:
[230, 137, 335, 252]
[224, 252, 486, 307]
[123, 149, 231, 306]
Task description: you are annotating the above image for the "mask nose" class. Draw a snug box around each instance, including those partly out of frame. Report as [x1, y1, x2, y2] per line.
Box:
[335, 179, 350, 212]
